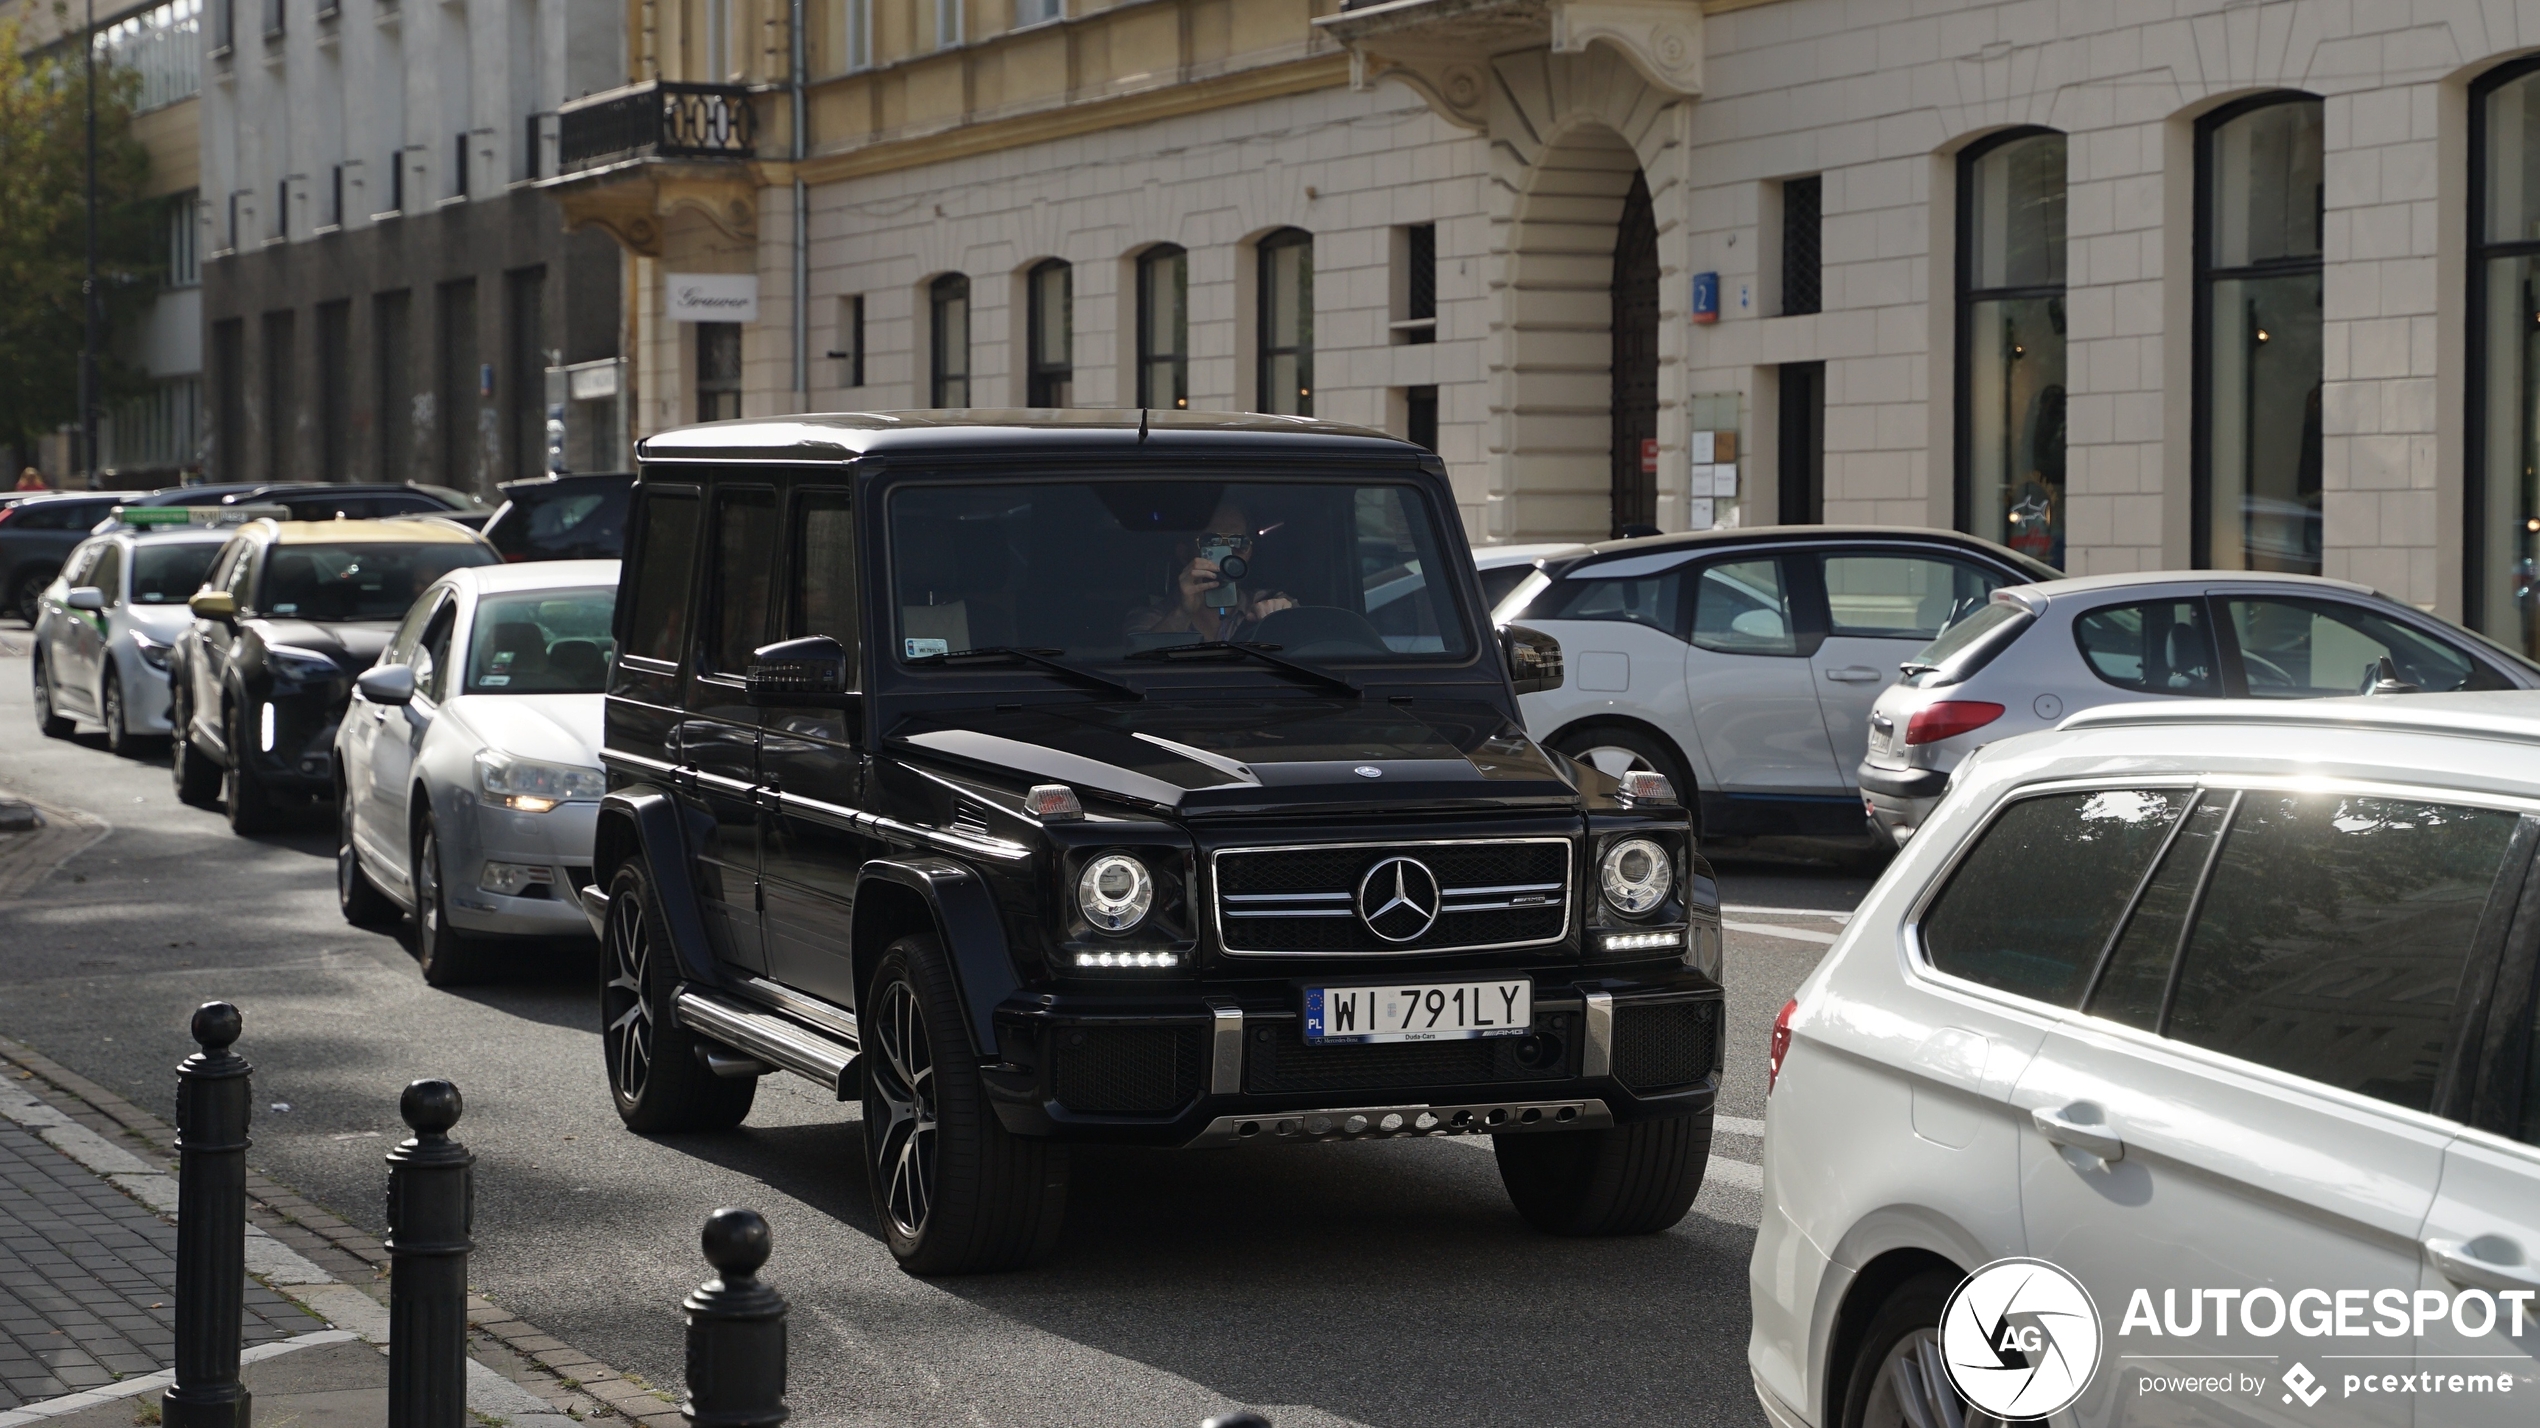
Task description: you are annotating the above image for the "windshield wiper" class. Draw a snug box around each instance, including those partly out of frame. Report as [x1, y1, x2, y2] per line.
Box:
[1898, 661, 1938, 677]
[908, 646, 1144, 700]
[1123, 640, 1361, 696]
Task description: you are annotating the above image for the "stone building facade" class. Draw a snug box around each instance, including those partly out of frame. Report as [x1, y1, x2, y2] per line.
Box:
[551, 0, 2540, 658]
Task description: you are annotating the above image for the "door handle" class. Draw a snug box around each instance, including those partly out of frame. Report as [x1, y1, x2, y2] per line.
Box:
[2032, 1104, 2125, 1161]
[1825, 666, 1884, 682]
[370, 705, 388, 722]
[2425, 1237, 2540, 1293]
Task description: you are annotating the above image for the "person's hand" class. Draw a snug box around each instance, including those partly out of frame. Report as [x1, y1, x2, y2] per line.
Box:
[1245, 593, 1296, 621]
[1175, 557, 1225, 617]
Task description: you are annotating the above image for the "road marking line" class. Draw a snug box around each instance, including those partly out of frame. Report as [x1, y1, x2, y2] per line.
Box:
[1715, 1115, 1765, 1138]
[1723, 920, 1841, 945]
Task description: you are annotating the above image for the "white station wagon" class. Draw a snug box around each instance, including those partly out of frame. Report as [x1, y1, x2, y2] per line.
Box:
[1753, 694, 2540, 1428]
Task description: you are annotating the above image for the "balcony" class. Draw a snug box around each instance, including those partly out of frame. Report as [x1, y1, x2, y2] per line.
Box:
[556, 81, 755, 174]
[1315, 0, 1701, 129]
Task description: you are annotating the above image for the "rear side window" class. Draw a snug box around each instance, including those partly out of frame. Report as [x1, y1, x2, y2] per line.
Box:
[2075, 599, 2218, 695]
[1535, 569, 1683, 635]
[622, 491, 700, 665]
[2167, 793, 2522, 1113]
[2223, 596, 2491, 697]
[1820, 553, 1998, 640]
[1691, 558, 1797, 655]
[1921, 789, 2193, 1004]
[704, 487, 780, 676]
[789, 490, 858, 666]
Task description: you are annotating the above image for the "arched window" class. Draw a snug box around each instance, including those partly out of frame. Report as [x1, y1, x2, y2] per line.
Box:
[2470, 59, 2540, 653]
[2196, 94, 2324, 573]
[1956, 128, 2067, 567]
[1136, 245, 1187, 409]
[928, 273, 969, 408]
[1026, 259, 1072, 407]
[1256, 228, 1312, 415]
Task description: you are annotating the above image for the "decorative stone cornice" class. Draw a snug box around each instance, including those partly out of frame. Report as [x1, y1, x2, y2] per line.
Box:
[539, 161, 761, 257]
[1316, 0, 1701, 130]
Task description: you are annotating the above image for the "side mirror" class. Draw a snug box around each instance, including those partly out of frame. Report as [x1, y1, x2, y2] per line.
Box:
[189, 589, 237, 621]
[65, 586, 105, 612]
[746, 635, 854, 707]
[356, 663, 416, 706]
[1501, 624, 1564, 695]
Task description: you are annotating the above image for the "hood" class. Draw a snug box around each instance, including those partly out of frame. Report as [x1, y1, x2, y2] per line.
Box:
[252, 618, 397, 671]
[890, 699, 1581, 815]
[442, 692, 604, 768]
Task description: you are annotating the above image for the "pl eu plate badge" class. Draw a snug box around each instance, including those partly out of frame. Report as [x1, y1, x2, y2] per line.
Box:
[1305, 987, 1329, 1040]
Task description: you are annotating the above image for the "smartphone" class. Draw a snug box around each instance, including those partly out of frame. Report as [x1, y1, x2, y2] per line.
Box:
[1197, 538, 1245, 609]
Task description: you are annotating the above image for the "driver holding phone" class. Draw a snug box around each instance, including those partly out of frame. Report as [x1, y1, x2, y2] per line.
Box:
[1125, 500, 1298, 642]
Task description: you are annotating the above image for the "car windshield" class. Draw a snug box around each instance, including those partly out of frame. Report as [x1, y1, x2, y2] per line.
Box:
[888, 478, 1473, 664]
[131, 542, 222, 604]
[260, 543, 496, 621]
[1900, 599, 2031, 686]
[465, 588, 617, 694]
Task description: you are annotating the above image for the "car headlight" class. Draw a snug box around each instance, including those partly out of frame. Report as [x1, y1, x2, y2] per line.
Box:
[1599, 837, 1674, 916]
[265, 644, 342, 684]
[128, 630, 169, 670]
[475, 750, 606, 812]
[1076, 853, 1154, 933]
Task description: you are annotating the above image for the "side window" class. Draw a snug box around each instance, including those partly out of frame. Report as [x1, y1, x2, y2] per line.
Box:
[88, 544, 124, 604]
[2224, 597, 2489, 697]
[1690, 558, 1797, 655]
[2168, 793, 2524, 1113]
[621, 491, 701, 666]
[1920, 789, 2192, 1005]
[414, 602, 458, 704]
[59, 542, 102, 588]
[387, 593, 441, 666]
[1536, 568, 1685, 635]
[2082, 793, 2234, 1031]
[789, 490, 859, 669]
[1819, 553, 1999, 640]
[225, 541, 259, 606]
[2074, 599, 2218, 695]
[703, 487, 780, 677]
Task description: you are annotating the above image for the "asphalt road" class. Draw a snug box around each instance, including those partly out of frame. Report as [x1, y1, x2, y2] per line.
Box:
[0, 626, 1868, 1428]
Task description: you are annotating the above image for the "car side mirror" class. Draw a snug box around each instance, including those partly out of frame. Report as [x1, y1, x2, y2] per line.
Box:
[189, 590, 236, 621]
[747, 635, 855, 707]
[1502, 624, 1563, 695]
[356, 663, 416, 706]
[66, 586, 105, 612]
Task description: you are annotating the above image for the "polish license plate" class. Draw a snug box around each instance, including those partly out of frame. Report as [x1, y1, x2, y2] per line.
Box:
[1304, 979, 1531, 1045]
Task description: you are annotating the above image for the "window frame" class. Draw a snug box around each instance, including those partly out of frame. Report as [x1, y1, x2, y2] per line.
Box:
[1953, 126, 2068, 553]
[1254, 227, 1313, 416]
[928, 273, 970, 408]
[614, 484, 704, 677]
[2465, 55, 2540, 643]
[1025, 259, 1072, 407]
[1135, 244, 1188, 410]
[2191, 90, 2327, 573]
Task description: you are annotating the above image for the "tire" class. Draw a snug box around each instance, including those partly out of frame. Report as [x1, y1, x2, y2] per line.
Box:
[31, 657, 72, 739]
[10, 571, 45, 624]
[336, 791, 401, 928]
[169, 685, 222, 808]
[412, 816, 488, 986]
[1492, 1113, 1711, 1236]
[1837, 1270, 1996, 1428]
[221, 703, 283, 834]
[599, 861, 755, 1132]
[1550, 724, 1690, 802]
[101, 670, 136, 757]
[863, 934, 1067, 1275]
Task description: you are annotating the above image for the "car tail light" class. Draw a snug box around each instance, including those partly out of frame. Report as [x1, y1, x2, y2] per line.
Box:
[1904, 700, 2005, 746]
[1768, 998, 1797, 1094]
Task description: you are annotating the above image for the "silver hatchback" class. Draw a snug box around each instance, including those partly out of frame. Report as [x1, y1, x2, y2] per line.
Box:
[1858, 570, 2540, 845]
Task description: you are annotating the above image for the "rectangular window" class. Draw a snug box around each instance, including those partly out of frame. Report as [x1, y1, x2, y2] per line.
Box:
[1777, 360, 1825, 523]
[167, 192, 200, 287]
[452, 131, 470, 199]
[1780, 175, 1822, 316]
[842, 0, 870, 69]
[1407, 385, 1438, 452]
[925, 0, 961, 50]
[789, 490, 858, 667]
[1958, 130, 2068, 567]
[261, 0, 282, 39]
[697, 322, 743, 421]
[316, 300, 349, 480]
[1690, 558, 1796, 655]
[261, 309, 295, 481]
[1137, 246, 1187, 409]
[212, 318, 245, 481]
[1257, 229, 1312, 415]
[376, 290, 412, 482]
[706, 487, 780, 675]
[505, 267, 546, 479]
[213, 0, 233, 50]
[2470, 62, 2540, 657]
[1818, 553, 1998, 641]
[1027, 260, 1072, 407]
[437, 279, 478, 490]
[2073, 599, 2219, 696]
[1015, 0, 1059, 24]
[833, 295, 864, 387]
[624, 491, 701, 665]
[1394, 222, 1436, 345]
[929, 275, 969, 407]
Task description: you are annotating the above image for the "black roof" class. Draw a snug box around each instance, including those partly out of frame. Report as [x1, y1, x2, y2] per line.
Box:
[1559, 524, 2063, 581]
[636, 409, 1425, 465]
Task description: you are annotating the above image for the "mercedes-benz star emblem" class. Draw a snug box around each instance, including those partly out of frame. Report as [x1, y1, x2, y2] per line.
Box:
[1354, 765, 1383, 778]
[1357, 857, 1441, 943]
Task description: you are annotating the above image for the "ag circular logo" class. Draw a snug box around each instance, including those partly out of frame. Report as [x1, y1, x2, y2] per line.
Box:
[1356, 856, 1441, 942]
[1938, 1258, 2102, 1420]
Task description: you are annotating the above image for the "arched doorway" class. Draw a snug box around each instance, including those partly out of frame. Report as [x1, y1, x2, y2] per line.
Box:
[1609, 171, 1658, 534]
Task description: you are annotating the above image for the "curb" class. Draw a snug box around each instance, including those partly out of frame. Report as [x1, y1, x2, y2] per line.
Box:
[0, 1034, 686, 1428]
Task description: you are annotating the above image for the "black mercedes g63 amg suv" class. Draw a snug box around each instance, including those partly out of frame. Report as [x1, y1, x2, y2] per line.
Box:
[583, 411, 1725, 1274]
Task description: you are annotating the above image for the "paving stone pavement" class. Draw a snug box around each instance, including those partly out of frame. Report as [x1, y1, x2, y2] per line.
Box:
[0, 1121, 309, 1410]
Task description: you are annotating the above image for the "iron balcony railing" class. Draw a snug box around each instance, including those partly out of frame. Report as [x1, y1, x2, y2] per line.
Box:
[556, 81, 756, 175]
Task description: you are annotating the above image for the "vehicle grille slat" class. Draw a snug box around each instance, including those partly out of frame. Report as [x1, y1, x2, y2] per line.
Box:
[1213, 839, 1572, 956]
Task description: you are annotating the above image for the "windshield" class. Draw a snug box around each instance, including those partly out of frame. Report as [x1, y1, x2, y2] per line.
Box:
[888, 479, 1473, 664]
[1901, 599, 2031, 686]
[465, 588, 617, 694]
[132, 543, 222, 604]
[259, 543, 496, 621]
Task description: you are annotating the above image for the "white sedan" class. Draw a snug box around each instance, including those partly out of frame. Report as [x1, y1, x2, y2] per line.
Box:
[333, 560, 617, 984]
[30, 526, 230, 754]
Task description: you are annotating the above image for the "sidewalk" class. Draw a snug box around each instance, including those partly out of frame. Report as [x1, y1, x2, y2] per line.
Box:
[0, 1038, 688, 1428]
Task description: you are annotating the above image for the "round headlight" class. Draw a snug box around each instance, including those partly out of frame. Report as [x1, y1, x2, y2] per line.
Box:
[1599, 837, 1674, 916]
[1077, 853, 1154, 933]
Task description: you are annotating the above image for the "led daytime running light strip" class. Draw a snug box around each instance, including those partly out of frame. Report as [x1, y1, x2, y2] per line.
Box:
[1073, 951, 1181, 969]
[1601, 930, 1685, 952]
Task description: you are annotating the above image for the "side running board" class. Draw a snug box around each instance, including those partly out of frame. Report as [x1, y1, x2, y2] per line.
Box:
[673, 988, 857, 1100]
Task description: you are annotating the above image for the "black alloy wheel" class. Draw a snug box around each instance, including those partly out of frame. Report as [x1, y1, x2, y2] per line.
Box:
[1840, 1270, 2003, 1428]
[32, 657, 71, 739]
[221, 703, 282, 834]
[861, 935, 1067, 1275]
[598, 861, 754, 1132]
[1493, 1112, 1711, 1236]
[412, 816, 484, 985]
[336, 790, 400, 928]
[169, 684, 221, 807]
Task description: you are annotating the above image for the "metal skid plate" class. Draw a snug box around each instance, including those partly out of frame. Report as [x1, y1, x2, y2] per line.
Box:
[1183, 1097, 1613, 1148]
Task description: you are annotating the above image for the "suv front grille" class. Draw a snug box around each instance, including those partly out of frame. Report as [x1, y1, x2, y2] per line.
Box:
[1052, 1026, 1205, 1116]
[1612, 1000, 1720, 1093]
[1213, 838, 1572, 956]
[1245, 1023, 1574, 1095]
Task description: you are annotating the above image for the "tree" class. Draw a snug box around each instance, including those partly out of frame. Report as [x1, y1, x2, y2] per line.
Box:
[0, 11, 159, 463]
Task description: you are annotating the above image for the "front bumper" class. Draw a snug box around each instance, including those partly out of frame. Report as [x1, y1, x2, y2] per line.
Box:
[440, 797, 602, 938]
[235, 686, 344, 796]
[1856, 762, 1947, 847]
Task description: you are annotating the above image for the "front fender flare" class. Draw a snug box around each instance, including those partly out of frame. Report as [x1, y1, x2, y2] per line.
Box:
[856, 858, 1019, 1061]
[596, 786, 720, 984]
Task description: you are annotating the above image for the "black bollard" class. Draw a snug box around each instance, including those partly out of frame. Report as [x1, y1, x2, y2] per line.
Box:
[682, 1209, 788, 1428]
[1202, 1415, 1273, 1428]
[386, 1080, 474, 1428]
[163, 1002, 253, 1428]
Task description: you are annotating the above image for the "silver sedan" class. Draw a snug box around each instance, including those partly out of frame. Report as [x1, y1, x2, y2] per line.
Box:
[1858, 569, 2540, 845]
[30, 527, 230, 754]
